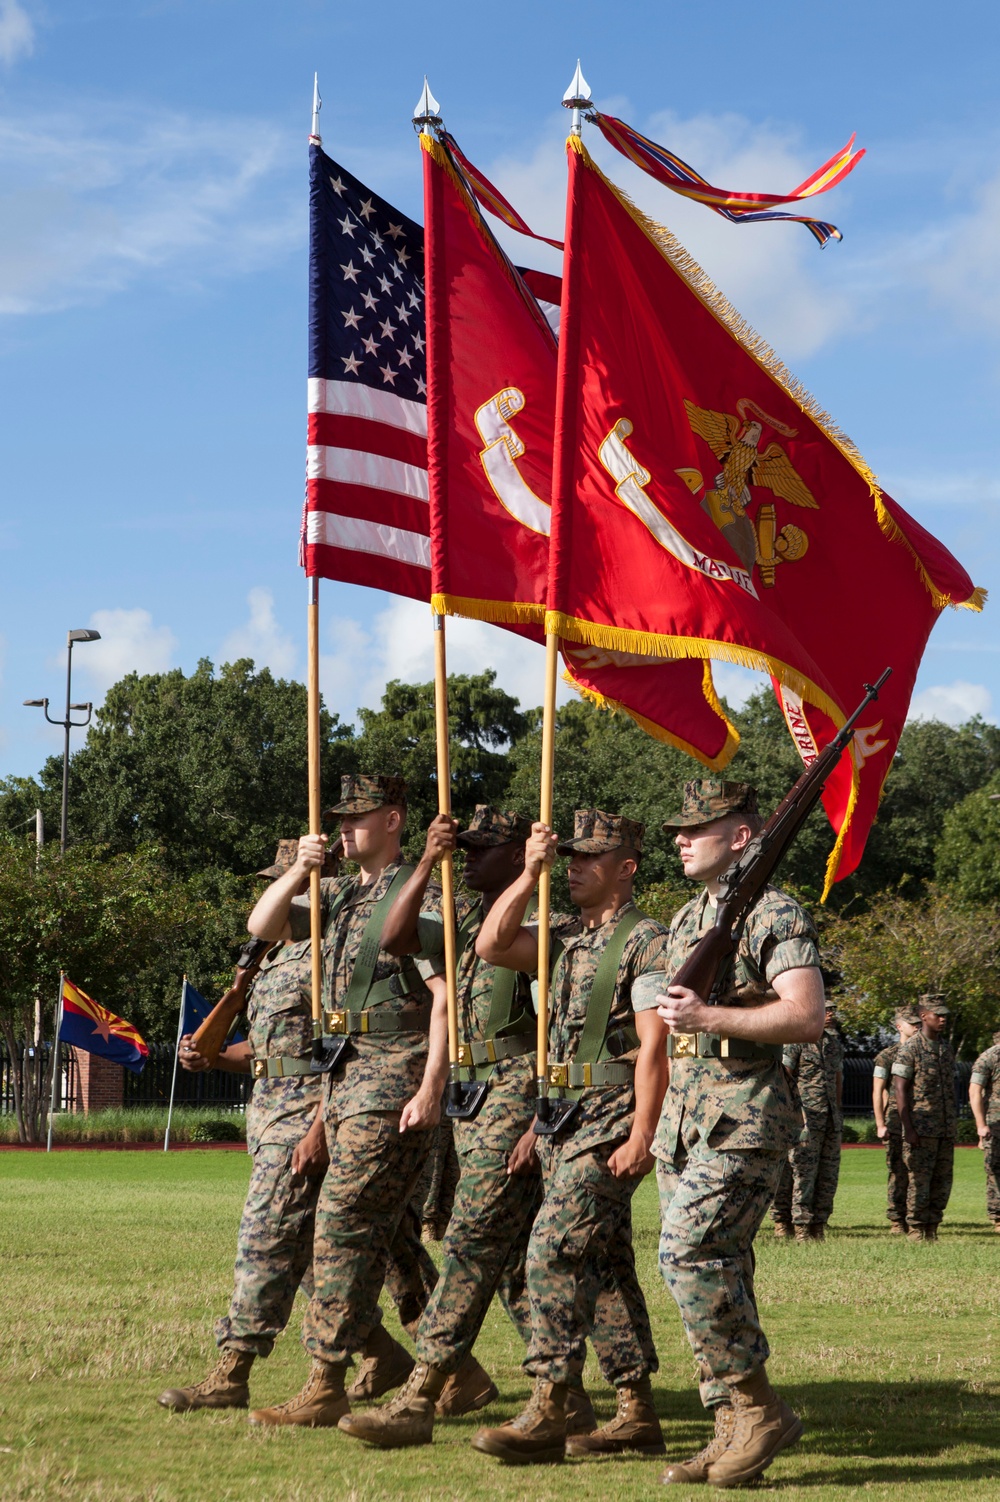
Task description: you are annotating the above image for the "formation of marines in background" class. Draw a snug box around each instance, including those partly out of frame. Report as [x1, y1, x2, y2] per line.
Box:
[157, 770, 993, 1489]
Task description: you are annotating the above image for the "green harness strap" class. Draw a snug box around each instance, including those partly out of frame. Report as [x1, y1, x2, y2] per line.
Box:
[562, 906, 644, 1066]
[483, 892, 537, 1040]
[337, 864, 416, 1014]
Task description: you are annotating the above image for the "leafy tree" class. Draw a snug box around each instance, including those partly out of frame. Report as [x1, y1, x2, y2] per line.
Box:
[352, 671, 528, 856]
[0, 838, 217, 1142]
[0, 659, 357, 874]
[936, 770, 1000, 903]
[824, 886, 1000, 1058]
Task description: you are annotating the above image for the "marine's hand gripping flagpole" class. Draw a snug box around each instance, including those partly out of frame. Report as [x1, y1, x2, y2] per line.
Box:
[533, 62, 594, 1126]
[414, 80, 464, 1113]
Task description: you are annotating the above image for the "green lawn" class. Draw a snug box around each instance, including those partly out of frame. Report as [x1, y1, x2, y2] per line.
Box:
[1, 1148, 998, 1501]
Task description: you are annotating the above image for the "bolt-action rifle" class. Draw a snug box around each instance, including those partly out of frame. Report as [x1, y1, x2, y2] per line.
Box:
[189, 937, 270, 1066]
[671, 669, 892, 1005]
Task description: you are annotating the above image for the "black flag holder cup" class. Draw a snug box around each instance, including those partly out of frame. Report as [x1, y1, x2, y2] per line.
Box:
[447, 1075, 491, 1121]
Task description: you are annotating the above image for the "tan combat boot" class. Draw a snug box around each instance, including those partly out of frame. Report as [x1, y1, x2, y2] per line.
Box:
[435, 1353, 499, 1416]
[793, 1225, 810, 1244]
[565, 1384, 598, 1437]
[248, 1358, 348, 1427]
[889, 1221, 905, 1236]
[157, 1348, 254, 1412]
[661, 1403, 735, 1484]
[809, 1224, 826, 1242]
[565, 1376, 664, 1458]
[772, 1221, 792, 1240]
[907, 1225, 932, 1242]
[338, 1362, 445, 1449]
[704, 1369, 802, 1488]
[346, 1323, 414, 1401]
[471, 1379, 568, 1464]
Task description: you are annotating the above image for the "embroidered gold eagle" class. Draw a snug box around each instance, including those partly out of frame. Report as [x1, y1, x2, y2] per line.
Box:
[683, 397, 817, 513]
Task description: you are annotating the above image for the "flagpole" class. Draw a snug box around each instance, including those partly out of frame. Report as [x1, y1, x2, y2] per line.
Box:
[413, 79, 461, 1108]
[307, 572, 326, 1064]
[164, 976, 186, 1152]
[46, 973, 64, 1153]
[534, 62, 594, 1125]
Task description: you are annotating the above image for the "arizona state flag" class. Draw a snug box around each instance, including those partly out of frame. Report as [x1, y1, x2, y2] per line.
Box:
[59, 979, 149, 1074]
[421, 131, 738, 769]
[549, 137, 983, 894]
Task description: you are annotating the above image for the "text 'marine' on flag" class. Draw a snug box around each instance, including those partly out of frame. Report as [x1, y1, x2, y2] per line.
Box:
[422, 131, 739, 769]
[549, 136, 984, 896]
[59, 979, 149, 1074]
[303, 144, 429, 599]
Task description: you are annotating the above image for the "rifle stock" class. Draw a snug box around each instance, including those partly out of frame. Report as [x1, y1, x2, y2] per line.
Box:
[189, 938, 270, 1067]
[670, 669, 891, 1005]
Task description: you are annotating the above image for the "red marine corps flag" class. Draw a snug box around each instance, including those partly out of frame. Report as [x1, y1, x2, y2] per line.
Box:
[549, 136, 984, 895]
[421, 129, 739, 769]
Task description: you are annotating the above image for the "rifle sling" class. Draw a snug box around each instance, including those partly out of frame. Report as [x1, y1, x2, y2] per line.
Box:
[337, 865, 417, 1015]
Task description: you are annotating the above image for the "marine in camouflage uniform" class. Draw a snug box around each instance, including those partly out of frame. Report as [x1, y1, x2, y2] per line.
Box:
[340, 807, 656, 1452]
[893, 995, 957, 1239]
[872, 1007, 921, 1231]
[157, 839, 433, 1414]
[969, 1029, 1000, 1228]
[777, 1005, 844, 1239]
[472, 809, 669, 1464]
[246, 776, 454, 1427]
[652, 779, 821, 1488]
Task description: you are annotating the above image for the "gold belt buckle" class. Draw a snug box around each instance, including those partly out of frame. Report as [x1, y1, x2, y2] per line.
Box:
[252, 1059, 266, 1079]
[548, 1062, 568, 1088]
[456, 1043, 470, 1066]
[325, 1010, 347, 1035]
[672, 1032, 698, 1059]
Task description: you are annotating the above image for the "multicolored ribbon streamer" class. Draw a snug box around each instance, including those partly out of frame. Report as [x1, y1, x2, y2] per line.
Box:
[592, 112, 864, 247]
[440, 131, 565, 251]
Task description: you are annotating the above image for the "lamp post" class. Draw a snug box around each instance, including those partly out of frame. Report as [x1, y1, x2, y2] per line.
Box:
[24, 628, 102, 853]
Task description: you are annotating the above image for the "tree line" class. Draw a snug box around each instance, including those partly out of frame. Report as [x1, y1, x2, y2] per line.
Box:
[1, 657, 998, 1133]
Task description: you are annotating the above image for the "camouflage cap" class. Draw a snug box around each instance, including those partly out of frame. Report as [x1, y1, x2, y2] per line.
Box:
[325, 773, 408, 817]
[255, 837, 343, 879]
[556, 808, 645, 856]
[917, 993, 950, 1017]
[457, 805, 533, 849]
[895, 1005, 923, 1027]
[662, 778, 760, 832]
[256, 839, 300, 879]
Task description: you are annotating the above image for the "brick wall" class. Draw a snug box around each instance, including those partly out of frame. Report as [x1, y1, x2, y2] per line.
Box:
[69, 1047, 123, 1114]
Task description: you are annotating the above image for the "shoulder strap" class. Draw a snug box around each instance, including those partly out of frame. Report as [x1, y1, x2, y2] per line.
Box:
[574, 907, 644, 1065]
[340, 865, 415, 1014]
[483, 894, 538, 1039]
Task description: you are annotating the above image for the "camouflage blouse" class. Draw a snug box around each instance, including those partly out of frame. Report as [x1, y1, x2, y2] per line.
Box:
[892, 1031, 957, 1141]
[783, 1026, 844, 1117]
[245, 939, 322, 1153]
[652, 883, 819, 1157]
[971, 1044, 1000, 1125]
[873, 1041, 902, 1133]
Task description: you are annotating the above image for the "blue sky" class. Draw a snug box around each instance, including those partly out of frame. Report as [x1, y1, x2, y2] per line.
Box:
[2, 0, 997, 782]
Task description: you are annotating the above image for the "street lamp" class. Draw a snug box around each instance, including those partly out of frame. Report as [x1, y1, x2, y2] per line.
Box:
[24, 628, 102, 853]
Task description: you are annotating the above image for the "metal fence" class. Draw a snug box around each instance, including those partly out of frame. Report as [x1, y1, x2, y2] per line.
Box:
[1, 1040, 248, 1114]
[123, 1043, 251, 1110]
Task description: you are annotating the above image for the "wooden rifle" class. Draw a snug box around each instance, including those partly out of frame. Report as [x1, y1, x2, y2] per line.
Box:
[189, 937, 270, 1066]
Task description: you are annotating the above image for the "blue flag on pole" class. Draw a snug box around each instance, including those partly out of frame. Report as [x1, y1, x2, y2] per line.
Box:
[181, 979, 245, 1046]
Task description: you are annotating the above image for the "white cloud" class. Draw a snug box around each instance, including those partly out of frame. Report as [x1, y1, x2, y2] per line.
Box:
[0, 1, 32, 67]
[319, 598, 574, 727]
[886, 471, 1000, 507]
[222, 587, 298, 677]
[710, 662, 769, 710]
[67, 608, 178, 700]
[0, 103, 300, 315]
[921, 170, 1000, 331]
[908, 679, 993, 724]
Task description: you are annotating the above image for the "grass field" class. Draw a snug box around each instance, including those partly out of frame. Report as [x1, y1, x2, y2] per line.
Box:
[1, 1148, 998, 1501]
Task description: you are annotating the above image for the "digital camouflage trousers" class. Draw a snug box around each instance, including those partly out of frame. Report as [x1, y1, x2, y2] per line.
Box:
[523, 1140, 657, 1388]
[658, 1136, 783, 1409]
[216, 1136, 436, 1358]
[902, 1134, 954, 1227]
[771, 1109, 842, 1227]
[885, 1131, 909, 1225]
[301, 1110, 438, 1367]
[985, 1135, 1000, 1224]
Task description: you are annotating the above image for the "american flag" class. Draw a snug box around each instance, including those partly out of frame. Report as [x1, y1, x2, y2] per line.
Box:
[303, 141, 430, 598]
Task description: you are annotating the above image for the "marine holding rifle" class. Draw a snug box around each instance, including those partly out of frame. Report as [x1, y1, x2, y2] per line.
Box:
[649, 778, 825, 1488]
[242, 774, 489, 1429]
[468, 809, 670, 1465]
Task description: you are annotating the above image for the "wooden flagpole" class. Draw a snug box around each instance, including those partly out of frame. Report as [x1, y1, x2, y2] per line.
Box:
[46, 973, 64, 1152]
[307, 573, 325, 1062]
[534, 631, 560, 1121]
[163, 975, 186, 1151]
